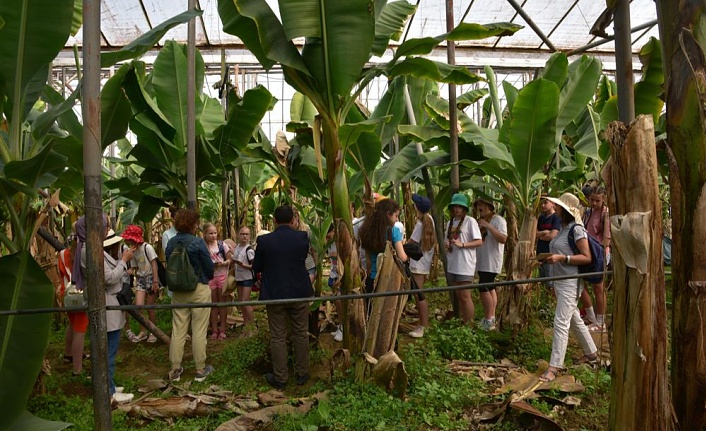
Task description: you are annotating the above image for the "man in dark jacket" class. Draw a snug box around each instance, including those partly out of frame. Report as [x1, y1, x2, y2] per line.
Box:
[253, 205, 313, 389]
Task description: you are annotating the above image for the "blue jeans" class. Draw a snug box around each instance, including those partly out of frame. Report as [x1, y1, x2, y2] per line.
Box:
[107, 329, 120, 395]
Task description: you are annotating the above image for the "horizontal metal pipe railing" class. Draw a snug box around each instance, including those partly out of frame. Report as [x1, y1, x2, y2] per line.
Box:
[1, 271, 611, 317]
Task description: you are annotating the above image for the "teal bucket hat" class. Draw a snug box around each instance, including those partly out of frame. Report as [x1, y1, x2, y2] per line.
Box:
[448, 193, 469, 210]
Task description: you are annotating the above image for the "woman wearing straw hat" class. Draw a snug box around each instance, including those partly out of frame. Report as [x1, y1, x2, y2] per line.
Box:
[77, 217, 135, 403]
[444, 193, 482, 325]
[539, 193, 598, 382]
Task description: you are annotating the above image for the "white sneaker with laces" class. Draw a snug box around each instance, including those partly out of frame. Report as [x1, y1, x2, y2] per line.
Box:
[333, 327, 343, 342]
[409, 326, 425, 338]
[112, 392, 134, 404]
[194, 365, 215, 382]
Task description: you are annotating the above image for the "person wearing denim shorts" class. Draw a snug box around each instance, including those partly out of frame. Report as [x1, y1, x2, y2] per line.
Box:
[474, 197, 507, 331]
[233, 226, 256, 332]
[444, 193, 482, 325]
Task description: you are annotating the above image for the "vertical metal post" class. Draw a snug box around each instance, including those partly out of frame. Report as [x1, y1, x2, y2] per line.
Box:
[446, 0, 459, 194]
[82, 0, 112, 428]
[186, 0, 197, 209]
[446, 0, 460, 317]
[108, 66, 117, 228]
[232, 65, 240, 229]
[614, 0, 635, 123]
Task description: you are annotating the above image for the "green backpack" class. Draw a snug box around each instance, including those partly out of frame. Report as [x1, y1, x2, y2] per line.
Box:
[167, 237, 199, 292]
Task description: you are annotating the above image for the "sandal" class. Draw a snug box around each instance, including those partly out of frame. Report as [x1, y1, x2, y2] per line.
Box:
[576, 352, 599, 365]
[218, 331, 227, 340]
[132, 332, 147, 343]
[539, 368, 558, 383]
[63, 353, 90, 363]
[588, 323, 606, 333]
[147, 334, 157, 343]
[210, 332, 218, 340]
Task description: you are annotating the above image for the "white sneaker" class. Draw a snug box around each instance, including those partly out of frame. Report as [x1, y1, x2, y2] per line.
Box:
[333, 327, 343, 342]
[112, 392, 134, 404]
[409, 326, 425, 338]
[486, 318, 497, 331]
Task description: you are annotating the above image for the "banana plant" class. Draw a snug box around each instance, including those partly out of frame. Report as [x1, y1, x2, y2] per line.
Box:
[104, 42, 277, 222]
[0, 3, 201, 427]
[217, 0, 521, 354]
[389, 53, 602, 328]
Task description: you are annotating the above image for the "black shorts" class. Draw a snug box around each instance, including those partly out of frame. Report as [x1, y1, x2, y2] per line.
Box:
[477, 271, 497, 293]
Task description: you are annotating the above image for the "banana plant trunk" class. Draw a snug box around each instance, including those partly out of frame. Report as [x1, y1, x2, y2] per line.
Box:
[497, 198, 536, 331]
[321, 118, 366, 355]
[604, 116, 673, 430]
[656, 2, 706, 428]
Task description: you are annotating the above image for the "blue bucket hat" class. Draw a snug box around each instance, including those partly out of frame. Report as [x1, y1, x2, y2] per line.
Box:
[412, 193, 432, 214]
[448, 193, 469, 210]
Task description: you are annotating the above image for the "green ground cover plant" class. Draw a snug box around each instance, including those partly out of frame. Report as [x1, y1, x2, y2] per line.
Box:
[29, 278, 618, 431]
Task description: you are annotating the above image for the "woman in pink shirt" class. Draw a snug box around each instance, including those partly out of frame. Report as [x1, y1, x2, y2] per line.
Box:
[579, 186, 611, 332]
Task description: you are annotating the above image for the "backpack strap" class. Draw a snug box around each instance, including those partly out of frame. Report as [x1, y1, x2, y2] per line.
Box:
[567, 224, 580, 255]
[217, 240, 226, 260]
[245, 246, 254, 264]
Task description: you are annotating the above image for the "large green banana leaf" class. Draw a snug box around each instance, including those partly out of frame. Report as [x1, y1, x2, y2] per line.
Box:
[370, 76, 407, 148]
[0, 252, 56, 429]
[371, 1, 417, 57]
[634, 37, 664, 123]
[212, 85, 277, 166]
[152, 40, 208, 150]
[507, 78, 560, 207]
[556, 55, 602, 141]
[0, 0, 72, 127]
[541, 52, 568, 87]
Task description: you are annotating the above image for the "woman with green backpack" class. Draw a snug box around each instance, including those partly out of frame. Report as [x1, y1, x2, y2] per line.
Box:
[165, 208, 215, 383]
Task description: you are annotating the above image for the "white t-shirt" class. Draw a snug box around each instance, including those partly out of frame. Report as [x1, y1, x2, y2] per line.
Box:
[446, 216, 482, 276]
[550, 222, 587, 277]
[353, 216, 366, 271]
[233, 243, 255, 281]
[162, 227, 176, 255]
[409, 216, 435, 275]
[130, 243, 158, 277]
[476, 214, 508, 274]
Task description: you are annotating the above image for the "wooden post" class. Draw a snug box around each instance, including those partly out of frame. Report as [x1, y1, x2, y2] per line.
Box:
[604, 116, 674, 430]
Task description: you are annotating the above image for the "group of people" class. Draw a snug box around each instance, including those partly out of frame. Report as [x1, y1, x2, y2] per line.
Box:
[331, 192, 507, 339]
[54, 184, 611, 402]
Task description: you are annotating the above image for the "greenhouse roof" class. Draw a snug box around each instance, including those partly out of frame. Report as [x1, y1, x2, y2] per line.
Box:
[58, 0, 659, 70]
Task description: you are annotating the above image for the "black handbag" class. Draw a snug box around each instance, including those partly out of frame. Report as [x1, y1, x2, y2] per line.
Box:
[403, 242, 424, 261]
[116, 282, 134, 306]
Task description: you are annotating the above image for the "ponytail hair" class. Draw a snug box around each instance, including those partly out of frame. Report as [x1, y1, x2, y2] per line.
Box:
[420, 213, 435, 252]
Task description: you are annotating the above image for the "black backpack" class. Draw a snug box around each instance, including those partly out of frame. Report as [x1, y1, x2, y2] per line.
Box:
[166, 237, 199, 292]
[568, 224, 605, 284]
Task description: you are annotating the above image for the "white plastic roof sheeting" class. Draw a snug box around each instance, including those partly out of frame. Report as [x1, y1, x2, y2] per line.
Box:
[63, 0, 660, 63]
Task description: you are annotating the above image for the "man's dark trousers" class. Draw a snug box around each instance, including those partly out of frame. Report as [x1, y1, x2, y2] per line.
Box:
[266, 303, 309, 383]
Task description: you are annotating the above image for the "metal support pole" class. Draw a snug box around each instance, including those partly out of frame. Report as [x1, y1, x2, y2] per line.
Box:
[446, 0, 459, 194]
[614, 0, 635, 123]
[506, 0, 558, 52]
[82, 0, 112, 428]
[186, 0, 197, 209]
[567, 19, 658, 56]
[446, 0, 460, 317]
